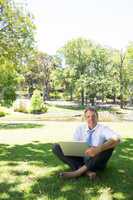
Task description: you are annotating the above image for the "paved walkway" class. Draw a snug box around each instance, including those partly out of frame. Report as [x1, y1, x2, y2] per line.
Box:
[121, 109, 133, 121]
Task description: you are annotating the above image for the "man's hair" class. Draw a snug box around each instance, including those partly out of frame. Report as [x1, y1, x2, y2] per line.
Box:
[84, 106, 98, 118]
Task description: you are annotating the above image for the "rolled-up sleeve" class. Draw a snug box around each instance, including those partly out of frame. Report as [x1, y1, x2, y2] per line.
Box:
[102, 127, 121, 141]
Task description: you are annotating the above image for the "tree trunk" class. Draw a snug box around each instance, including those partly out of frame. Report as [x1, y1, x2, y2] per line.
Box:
[28, 85, 33, 98]
[120, 62, 124, 109]
[102, 96, 104, 103]
[120, 92, 124, 109]
[119, 51, 125, 109]
[90, 98, 95, 106]
[81, 88, 84, 106]
[43, 80, 50, 101]
[85, 94, 88, 106]
[70, 87, 73, 101]
[113, 95, 116, 104]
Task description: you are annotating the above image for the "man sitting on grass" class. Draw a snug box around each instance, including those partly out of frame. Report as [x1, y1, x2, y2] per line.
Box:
[52, 106, 120, 179]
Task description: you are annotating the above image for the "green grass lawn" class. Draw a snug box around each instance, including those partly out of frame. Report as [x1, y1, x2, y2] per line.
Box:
[0, 123, 43, 129]
[0, 121, 132, 200]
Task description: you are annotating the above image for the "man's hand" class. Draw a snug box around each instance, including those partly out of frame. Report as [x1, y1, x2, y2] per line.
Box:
[85, 147, 101, 157]
[85, 138, 120, 157]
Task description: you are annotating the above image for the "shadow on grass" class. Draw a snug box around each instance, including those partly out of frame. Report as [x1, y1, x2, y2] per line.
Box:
[0, 143, 59, 167]
[52, 104, 117, 112]
[0, 182, 24, 199]
[51, 104, 86, 111]
[0, 123, 44, 129]
[0, 139, 132, 199]
[29, 139, 133, 200]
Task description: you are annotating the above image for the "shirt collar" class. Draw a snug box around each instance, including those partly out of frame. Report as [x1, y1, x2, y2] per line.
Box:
[85, 123, 99, 133]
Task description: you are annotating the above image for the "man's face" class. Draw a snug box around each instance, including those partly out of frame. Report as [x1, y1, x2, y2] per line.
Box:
[85, 110, 98, 129]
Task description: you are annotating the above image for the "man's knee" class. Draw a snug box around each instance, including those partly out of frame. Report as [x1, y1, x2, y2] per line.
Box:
[99, 148, 114, 160]
[85, 148, 114, 171]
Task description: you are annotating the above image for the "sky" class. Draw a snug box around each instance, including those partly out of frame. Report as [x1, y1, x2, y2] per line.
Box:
[25, 0, 133, 54]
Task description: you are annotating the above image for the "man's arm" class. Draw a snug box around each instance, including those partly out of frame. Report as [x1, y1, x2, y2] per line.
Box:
[85, 138, 120, 157]
[98, 138, 120, 151]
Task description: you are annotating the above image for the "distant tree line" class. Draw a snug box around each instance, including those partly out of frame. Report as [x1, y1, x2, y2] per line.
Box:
[0, 0, 133, 108]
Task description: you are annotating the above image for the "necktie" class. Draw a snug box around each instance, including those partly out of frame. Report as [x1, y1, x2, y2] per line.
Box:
[86, 129, 95, 146]
[84, 129, 95, 162]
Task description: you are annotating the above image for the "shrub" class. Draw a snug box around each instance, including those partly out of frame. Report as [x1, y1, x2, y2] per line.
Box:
[29, 89, 48, 114]
[13, 99, 29, 113]
[3, 86, 16, 106]
[0, 105, 7, 117]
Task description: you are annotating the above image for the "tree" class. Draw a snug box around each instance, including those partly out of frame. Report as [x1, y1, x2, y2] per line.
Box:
[23, 51, 61, 100]
[84, 45, 112, 105]
[63, 67, 77, 100]
[58, 38, 92, 105]
[36, 52, 61, 100]
[112, 49, 129, 108]
[126, 42, 133, 105]
[50, 67, 64, 99]
[0, 0, 36, 105]
[119, 50, 126, 108]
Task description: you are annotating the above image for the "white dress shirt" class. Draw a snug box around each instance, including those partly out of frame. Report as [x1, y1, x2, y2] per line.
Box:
[73, 123, 120, 147]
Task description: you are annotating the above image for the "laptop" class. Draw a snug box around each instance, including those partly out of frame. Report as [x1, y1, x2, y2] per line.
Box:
[59, 141, 89, 157]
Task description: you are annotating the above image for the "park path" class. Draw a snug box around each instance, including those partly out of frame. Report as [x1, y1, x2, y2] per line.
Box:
[121, 108, 133, 121]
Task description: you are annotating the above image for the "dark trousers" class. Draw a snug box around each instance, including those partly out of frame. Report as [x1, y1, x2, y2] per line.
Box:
[52, 143, 114, 171]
